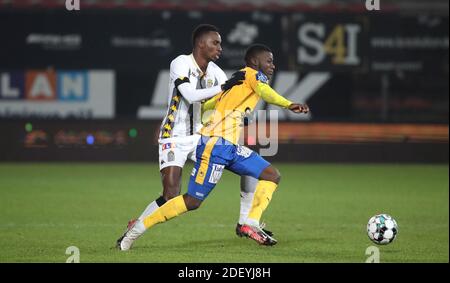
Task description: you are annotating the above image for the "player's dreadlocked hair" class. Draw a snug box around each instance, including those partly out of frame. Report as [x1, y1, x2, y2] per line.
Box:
[192, 24, 219, 47]
[244, 44, 272, 65]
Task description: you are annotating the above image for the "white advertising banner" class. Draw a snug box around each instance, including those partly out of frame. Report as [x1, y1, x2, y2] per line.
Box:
[0, 70, 115, 119]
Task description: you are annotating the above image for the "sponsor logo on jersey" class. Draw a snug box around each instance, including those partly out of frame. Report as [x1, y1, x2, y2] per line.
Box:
[209, 164, 225, 184]
[167, 150, 175, 162]
[236, 145, 253, 158]
[206, 78, 214, 88]
[162, 143, 175, 150]
[256, 71, 269, 84]
[192, 68, 202, 78]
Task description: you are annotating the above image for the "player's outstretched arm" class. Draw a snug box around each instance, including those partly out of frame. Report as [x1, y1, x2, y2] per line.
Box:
[256, 83, 309, 114]
[174, 70, 246, 104]
[256, 83, 291, 108]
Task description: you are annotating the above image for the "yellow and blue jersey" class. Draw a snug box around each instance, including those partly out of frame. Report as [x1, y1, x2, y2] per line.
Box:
[200, 67, 292, 145]
[187, 67, 293, 201]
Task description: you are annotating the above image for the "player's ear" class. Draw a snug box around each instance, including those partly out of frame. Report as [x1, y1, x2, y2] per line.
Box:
[197, 37, 206, 49]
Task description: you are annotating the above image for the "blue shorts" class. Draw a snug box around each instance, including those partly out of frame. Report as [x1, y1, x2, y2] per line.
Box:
[187, 136, 270, 201]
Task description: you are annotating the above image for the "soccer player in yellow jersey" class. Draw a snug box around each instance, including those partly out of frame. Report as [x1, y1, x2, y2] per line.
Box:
[121, 44, 308, 246]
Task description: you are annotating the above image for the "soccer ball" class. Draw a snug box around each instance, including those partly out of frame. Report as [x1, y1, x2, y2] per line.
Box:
[367, 214, 398, 245]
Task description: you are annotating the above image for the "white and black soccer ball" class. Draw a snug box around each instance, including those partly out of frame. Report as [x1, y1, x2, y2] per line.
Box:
[367, 214, 398, 245]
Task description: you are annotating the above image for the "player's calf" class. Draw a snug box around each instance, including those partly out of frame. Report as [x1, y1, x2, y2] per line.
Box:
[161, 166, 183, 200]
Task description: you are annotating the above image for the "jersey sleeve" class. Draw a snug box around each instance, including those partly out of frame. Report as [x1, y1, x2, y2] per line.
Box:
[169, 56, 190, 81]
[249, 70, 292, 108]
[245, 68, 259, 91]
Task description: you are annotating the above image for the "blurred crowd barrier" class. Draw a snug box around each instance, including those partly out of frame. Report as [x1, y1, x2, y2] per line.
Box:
[0, 120, 447, 162]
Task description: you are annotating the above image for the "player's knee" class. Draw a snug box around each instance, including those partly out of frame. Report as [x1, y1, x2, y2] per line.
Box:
[272, 168, 281, 184]
[183, 194, 202, 211]
[260, 166, 281, 184]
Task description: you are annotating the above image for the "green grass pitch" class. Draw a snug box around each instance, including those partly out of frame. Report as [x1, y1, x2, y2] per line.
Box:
[0, 163, 448, 263]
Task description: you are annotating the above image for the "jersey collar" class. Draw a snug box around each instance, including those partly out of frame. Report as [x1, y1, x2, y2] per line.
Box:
[189, 53, 206, 78]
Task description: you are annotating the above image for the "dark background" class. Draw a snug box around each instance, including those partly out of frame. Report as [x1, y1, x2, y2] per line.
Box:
[0, 0, 448, 162]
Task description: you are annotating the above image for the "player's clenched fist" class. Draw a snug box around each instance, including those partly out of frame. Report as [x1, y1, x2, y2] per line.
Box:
[288, 103, 309, 114]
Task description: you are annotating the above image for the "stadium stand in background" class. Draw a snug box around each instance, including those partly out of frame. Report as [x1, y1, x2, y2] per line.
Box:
[0, 0, 449, 13]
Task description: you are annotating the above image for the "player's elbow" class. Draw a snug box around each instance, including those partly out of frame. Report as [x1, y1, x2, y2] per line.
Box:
[183, 92, 195, 104]
[178, 91, 195, 104]
[177, 85, 196, 104]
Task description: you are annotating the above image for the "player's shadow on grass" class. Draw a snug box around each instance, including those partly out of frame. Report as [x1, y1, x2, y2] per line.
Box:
[131, 237, 273, 252]
[131, 236, 331, 252]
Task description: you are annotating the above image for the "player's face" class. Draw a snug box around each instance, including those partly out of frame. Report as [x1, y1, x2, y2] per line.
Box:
[258, 51, 275, 79]
[202, 32, 223, 62]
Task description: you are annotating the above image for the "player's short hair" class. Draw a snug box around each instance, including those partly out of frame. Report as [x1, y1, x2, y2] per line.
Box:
[192, 24, 219, 47]
[244, 44, 272, 64]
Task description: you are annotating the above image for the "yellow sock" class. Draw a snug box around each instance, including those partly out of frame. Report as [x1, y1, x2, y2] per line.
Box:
[142, 195, 188, 229]
[247, 180, 277, 225]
